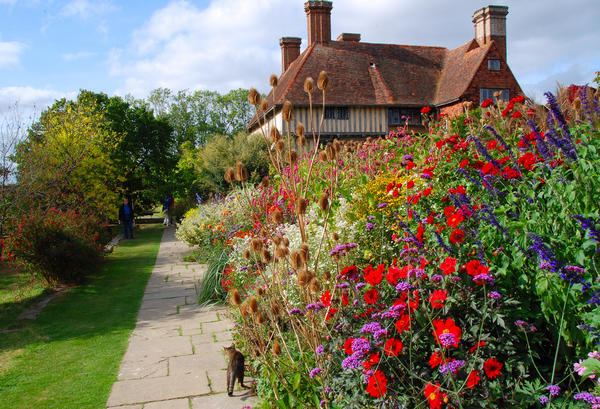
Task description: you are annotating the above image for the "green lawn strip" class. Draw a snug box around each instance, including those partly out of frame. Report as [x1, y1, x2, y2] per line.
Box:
[0, 225, 164, 409]
[0, 268, 49, 329]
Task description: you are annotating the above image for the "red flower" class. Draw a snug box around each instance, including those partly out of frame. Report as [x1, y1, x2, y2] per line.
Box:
[384, 338, 404, 356]
[362, 352, 380, 371]
[484, 358, 503, 378]
[344, 338, 355, 354]
[487, 140, 498, 150]
[446, 211, 464, 228]
[424, 383, 446, 409]
[406, 162, 415, 170]
[517, 152, 539, 171]
[463, 259, 489, 277]
[366, 370, 388, 398]
[342, 292, 349, 306]
[386, 264, 411, 286]
[364, 264, 384, 286]
[443, 206, 456, 217]
[481, 98, 493, 108]
[340, 265, 358, 278]
[511, 95, 526, 104]
[416, 223, 425, 243]
[325, 307, 337, 321]
[467, 370, 481, 389]
[511, 111, 522, 118]
[432, 318, 462, 348]
[527, 108, 536, 117]
[421, 106, 431, 114]
[395, 313, 411, 333]
[407, 180, 415, 189]
[364, 289, 379, 304]
[459, 158, 469, 168]
[449, 229, 465, 244]
[321, 290, 332, 307]
[469, 340, 486, 353]
[440, 257, 457, 275]
[429, 352, 442, 368]
[429, 290, 447, 309]
[422, 188, 432, 196]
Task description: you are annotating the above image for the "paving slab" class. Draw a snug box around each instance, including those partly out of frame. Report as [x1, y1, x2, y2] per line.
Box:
[107, 226, 258, 408]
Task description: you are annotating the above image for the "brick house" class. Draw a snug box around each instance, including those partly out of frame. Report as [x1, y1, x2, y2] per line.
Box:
[248, 1, 523, 138]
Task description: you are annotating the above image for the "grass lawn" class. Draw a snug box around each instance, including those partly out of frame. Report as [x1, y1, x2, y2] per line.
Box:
[0, 224, 164, 409]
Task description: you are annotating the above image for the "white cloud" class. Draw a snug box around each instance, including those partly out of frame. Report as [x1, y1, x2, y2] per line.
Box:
[0, 40, 26, 68]
[109, 0, 600, 100]
[61, 0, 116, 19]
[61, 51, 95, 61]
[0, 86, 76, 116]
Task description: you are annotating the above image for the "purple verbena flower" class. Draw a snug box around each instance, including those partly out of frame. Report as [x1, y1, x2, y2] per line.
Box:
[546, 385, 560, 397]
[488, 291, 502, 300]
[309, 367, 322, 379]
[316, 345, 324, 355]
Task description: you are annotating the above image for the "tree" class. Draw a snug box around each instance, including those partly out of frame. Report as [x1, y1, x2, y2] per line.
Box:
[14, 95, 120, 219]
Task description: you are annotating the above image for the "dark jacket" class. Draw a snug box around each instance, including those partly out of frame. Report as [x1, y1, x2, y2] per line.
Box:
[118, 203, 134, 222]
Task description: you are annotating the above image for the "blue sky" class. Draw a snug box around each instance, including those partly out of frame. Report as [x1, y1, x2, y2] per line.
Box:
[1, 0, 599, 116]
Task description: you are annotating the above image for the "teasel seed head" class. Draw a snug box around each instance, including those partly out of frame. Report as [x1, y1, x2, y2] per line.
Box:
[260, 99, 268, 112]
[240, 304, 248, 317]
[273, 341, 282, 355]
[251, 238, 264, 252]
[269, 74, 278, 87]
[231, 289, 242, 306]
[300, 243, 310, 262]
[275, 246, 286, 259]
[323, 270, 331, 281]
[326, 144, 335, 161]
[298, 269, 311, 287]
[272, 234, 282, 245]
[304, 77, 315, 94]
[291, 251, 304, 270]
[243, 249, 251, 260]
[256, 312, 265, 324]
[298, 135, 306, 147]
[261, 176, 269, 188]
[332, 232, 339, 241]
[270, 126, 281, 143]
[261, 248, 272, 263]
[574, 97, 581, 110]
[276, 140, 285, 152]
[235, 161, 248, 181]
[296, 122, 305, 138]
[296, 198, 307, 215]
[319, 150, 328, 162]
[248, 88, 260, 106]
[282, 100, 293, 122]
[333, 139, 341, 153]
[282, 237, 290, 248]
[287, 150, 298, 164]
[248, 296, 259, 314]
[257, 287, 264, 296]
[224, 167, 235, 183]
[319, 192, 329, 211]
[270, 300, 280, 317]
[317, 71, 329, 91]
[271, 209, 283, 225]
[309, 277, 321, 293]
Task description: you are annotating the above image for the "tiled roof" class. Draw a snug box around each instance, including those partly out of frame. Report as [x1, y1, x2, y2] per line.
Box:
[249, 38, 497, 128]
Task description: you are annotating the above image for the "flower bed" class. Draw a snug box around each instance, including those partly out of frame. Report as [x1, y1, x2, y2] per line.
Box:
[180, 73, 600, 408]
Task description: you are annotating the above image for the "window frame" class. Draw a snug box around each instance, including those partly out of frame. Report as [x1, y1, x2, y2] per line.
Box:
[487, 59, 501, 71]
[479, 88, 509, 103]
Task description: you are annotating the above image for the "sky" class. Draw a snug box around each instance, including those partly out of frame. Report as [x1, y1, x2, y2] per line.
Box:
[1, 0, 599, 118]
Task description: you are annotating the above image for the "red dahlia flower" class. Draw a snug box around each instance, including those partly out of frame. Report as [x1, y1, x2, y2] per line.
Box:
[429, 290, 447, 309]
[320, 290, 332, 307]
[429, 351, 442, 368]
[421, 106, 431, 114]
[463, 259, 489, 277]
[344, 338, 355, 354]
[449, 229, 466, 244]
[424, 382, 446, 409]
[362, 352, 380, 371]
[384, 338, 404, 356]
[395, 313, 411, 333]
[440, 257, 457, 275]
[364, 289, 379, 304]
[366, 370, 388, 398]
[432, 318, 462, 348]
[364, 264, 385, 286]
[467, 370, 481, 389]
[484, 358, 503, 378]
[481, 98, 493, 108]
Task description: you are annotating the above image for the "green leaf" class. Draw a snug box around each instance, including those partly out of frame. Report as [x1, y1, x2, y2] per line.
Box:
[292, 372, 301, 391]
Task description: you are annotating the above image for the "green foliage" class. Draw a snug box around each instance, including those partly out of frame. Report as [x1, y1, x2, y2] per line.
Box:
[1, 209, 103, 285]
[197, 249, 229, 305]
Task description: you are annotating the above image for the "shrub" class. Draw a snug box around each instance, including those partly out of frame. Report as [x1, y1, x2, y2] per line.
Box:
[1, 209, 104, 285]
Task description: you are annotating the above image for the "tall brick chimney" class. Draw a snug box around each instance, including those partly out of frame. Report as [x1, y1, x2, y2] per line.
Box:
[472, 5, 508, 62]
[305, 1, 332, 46]
[280, 37, 301, 73]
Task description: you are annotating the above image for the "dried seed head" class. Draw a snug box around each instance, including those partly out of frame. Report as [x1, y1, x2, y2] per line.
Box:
[231, 289, 242, 306]
[270, 301, 280, 317]
[319, 192, 329, 211]
[323, 270, 331, 281]
[275, 246, 286, 259]
[276, 140, 285, 152]
[326, 145, 335, 161]
[300, 243, 309, 262]
[291, 251, 304, 270]
[332, 232, 339, 241]
[248, 88, 260, 105]
[273, 341, 282, 355]
[298, 270, 311, 287]
[251, 238, 264, 252]
[270, 74, 278, 87]
[261, 176, 269, 188]
[574, 97, 582, 110]
[283, 237, 290, 247]
[257, 287, 264, 296]
[493, 90, 503, 101]
[287, 150, 298, 164]
[235, 161, 248, 181]
[261, 248, 272, 263]
[224, 167, 235, 183]
[309, 277, 321, 293]
[317, 71, 329, 91]
[296, 198, 307, 215]
[282, 100, 293, 122]
[333, 139, 341, 153]
[243, 249, 251, 260]
[270, 127, 281, 143]
[256, 312, 265, 324]
[272, 234, 282, 245]
[240, 304, 248, 317]
[296, 122, 305, 138]
[298, 135, 306, 147]
[304, 77, 315, 94]
[260, 99, 268, 111]
[319, 150, 328, 162]
[271, 209, 283, 225]
[248, 296, 259, 314]
[463, 101, 474, 110]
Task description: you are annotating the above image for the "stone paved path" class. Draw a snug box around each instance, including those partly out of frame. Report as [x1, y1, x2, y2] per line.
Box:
[107, 226, 258, 409]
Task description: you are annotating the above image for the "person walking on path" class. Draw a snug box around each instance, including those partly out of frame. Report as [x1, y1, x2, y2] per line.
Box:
[119, 197, 135, 239]
[163, 193, 175, 226]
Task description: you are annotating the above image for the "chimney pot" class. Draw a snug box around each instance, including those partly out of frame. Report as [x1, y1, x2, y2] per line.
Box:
[472, 5, 508, 62]
[305, 1, 333, 46]
[336, 33, 361, 42]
